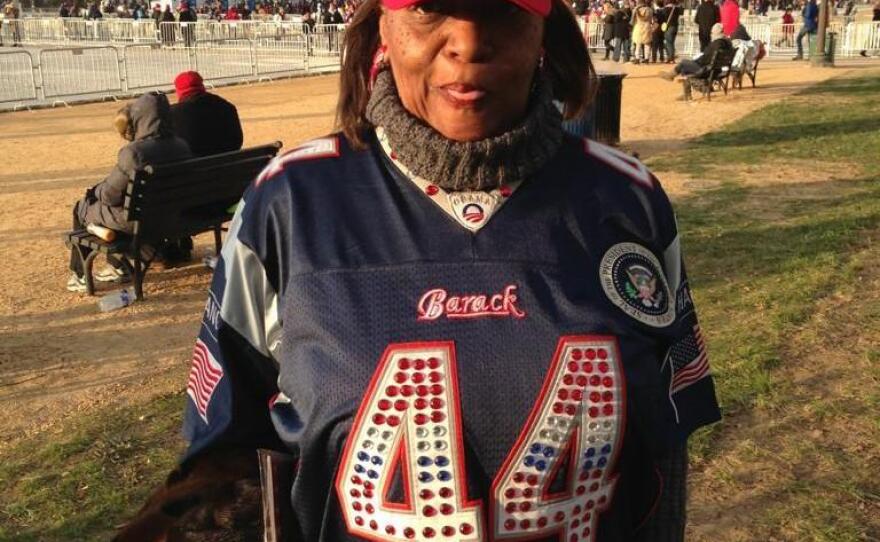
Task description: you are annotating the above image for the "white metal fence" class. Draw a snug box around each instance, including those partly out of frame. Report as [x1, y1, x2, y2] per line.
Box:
[0, 50, 37, 103]
[3, 17, 878, 107]
[39, 46, 122, 99]
[4, 17, 880, 58]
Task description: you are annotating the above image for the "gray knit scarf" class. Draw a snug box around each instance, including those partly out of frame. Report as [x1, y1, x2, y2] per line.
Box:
[366, 70, 564, 192]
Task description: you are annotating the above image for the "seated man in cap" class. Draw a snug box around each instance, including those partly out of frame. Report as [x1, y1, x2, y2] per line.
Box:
[658, 22, 732, 98]
[171, 71, 243, 157]
[161, 71, 244, 266]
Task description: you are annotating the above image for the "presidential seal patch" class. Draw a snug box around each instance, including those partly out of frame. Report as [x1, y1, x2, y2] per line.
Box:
[600, 242, 675, 327]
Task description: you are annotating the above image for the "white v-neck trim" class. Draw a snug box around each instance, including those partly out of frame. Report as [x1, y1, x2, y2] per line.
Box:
[375, 127, 523, 233]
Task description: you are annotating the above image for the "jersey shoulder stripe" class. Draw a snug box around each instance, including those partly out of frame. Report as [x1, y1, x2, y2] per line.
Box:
[583, 138, 655, 190]
[255, 135, 342, 187]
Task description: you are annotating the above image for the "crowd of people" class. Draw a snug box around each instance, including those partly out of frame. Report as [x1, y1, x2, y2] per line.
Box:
[50, 0, 363, 21]
[66, 71, 243, 291]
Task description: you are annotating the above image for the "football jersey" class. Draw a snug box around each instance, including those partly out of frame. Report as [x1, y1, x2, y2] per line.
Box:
[182, 131, 721, 542]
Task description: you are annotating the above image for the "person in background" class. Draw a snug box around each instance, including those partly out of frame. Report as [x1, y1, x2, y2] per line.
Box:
[792, 0, 818, 59]
[158, 71, 244, 267]
[59, 2, 71, 16]
[66, 93, 192, 291]
[663, 0, 682, 62]
[777, 7, 795, 47]
[720, 0, 739, 36]
[613, 0, 633, 62]
[631, 0, 653, 64]
[321, 0, 344, 23]
[694, 0, 721, 53]
[171, 71, 244, 157]
[177, 0, 196, 46]
[602, 0, 616, 59]
[659, 22, 732, 99]
[651, 0, 667, 62]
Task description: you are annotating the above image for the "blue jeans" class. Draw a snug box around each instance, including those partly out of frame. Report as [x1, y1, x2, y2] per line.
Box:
[796, 26, 813, 57]
[613, 38, 632, 62]
[665, 25, 679, 60]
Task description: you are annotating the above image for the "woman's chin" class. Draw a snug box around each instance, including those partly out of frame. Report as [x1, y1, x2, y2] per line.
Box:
[429, 111, 508, 143]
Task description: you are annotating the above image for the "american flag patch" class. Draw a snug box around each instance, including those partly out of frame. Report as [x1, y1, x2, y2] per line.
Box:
[186, 339, 224, 424]
[669, 324, 710, 394]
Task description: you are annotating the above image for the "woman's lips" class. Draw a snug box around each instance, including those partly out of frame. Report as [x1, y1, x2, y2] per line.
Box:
[437, 83, 487, 107]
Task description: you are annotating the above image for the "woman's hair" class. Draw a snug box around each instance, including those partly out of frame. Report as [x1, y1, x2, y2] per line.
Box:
[336, 0, 597, 148]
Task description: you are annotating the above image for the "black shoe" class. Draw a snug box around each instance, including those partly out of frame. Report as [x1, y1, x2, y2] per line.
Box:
[792, 55, 804, 60]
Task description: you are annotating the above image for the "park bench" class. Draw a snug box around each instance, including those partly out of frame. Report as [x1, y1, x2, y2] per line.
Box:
[65, 141, 282, 301]
[681, 45, 736, 101]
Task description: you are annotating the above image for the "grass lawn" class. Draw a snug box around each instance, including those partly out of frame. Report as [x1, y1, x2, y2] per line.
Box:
[1, 70, 879, 541]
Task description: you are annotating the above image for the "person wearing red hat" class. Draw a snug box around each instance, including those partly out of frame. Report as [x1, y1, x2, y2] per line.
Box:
[155, 71, 243, 267]
[116, 1, 718, 541]
[170, 71, 243, 157]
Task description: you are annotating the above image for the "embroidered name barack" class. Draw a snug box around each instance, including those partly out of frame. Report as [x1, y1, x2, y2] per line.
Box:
[417, 285, 526, 321]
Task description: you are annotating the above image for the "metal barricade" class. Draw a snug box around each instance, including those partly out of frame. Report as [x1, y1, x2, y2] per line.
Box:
[0, 50, 38, 103]
[39, 46, 122, 99]
[254, 34, 308, 76]
[194, 39, 256, 81]
[307, 24, 344, 71]
[123, 43, 193, 90]
[841, 21, 879, 57]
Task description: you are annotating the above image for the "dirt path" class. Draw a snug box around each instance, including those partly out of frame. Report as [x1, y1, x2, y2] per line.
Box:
[0, 61, 866, 449]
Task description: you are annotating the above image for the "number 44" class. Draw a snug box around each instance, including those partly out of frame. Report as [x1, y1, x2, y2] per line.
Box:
[336, 337, 625, 542]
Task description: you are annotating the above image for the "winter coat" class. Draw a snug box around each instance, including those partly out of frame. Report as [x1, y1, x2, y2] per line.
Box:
[82, 93, 192, 233]
[720, 0, 740, 36]
[694, 2, 721, 32]
[631, 5, 654, 45]
[171, 92, 243, 157]
[613, 8, 631, 40]
[603, 11, 616, 40]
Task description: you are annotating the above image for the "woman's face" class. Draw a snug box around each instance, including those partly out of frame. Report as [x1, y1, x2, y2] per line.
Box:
[379, 0, 544, 142]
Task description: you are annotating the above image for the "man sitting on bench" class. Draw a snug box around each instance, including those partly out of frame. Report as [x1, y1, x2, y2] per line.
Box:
[658, 22, 732, 96]
[67, 92, 192, 293]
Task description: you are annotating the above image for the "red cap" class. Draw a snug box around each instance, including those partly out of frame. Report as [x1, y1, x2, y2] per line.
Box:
[381, 0, 551, 17]
[174, 71, 205, 101]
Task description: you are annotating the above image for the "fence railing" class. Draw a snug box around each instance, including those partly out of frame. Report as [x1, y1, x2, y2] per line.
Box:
[0, 27, 344, 106]
[0, 50, 38, 104]
[4, 17, 880, 59]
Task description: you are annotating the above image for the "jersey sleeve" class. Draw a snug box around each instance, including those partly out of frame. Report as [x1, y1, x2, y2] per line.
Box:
[182, 186, 285, 461]
[653, 183, 722, 444]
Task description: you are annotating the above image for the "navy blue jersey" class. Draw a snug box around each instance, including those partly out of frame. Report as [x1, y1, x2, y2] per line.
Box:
[182, 132, 720, 542]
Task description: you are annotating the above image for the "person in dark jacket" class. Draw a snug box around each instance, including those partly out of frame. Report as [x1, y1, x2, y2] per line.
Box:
[792, 0, 818, 59]
[171, 71, 243, 157]
[612, 1, 633, 62]
[659, 22, 732, 98]
[67, 93, 192, 292]
[163, 71, 244, 267]
[177, 1, 197, 46]
[694, 0, 720, 51]
[602, 1, 616, 59]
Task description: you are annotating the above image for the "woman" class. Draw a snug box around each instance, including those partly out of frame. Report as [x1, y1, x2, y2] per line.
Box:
[116, 0, 720, 541]
[67, 93, 191, 291]
[602, 1, 616, 60]
[631, 0, 654, 63]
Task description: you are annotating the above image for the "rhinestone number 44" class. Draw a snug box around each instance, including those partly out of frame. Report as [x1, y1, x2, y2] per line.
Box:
[335, 337, 625, 542]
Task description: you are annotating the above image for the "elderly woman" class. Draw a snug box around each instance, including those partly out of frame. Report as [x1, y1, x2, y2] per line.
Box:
[116, 0, 720, 540]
